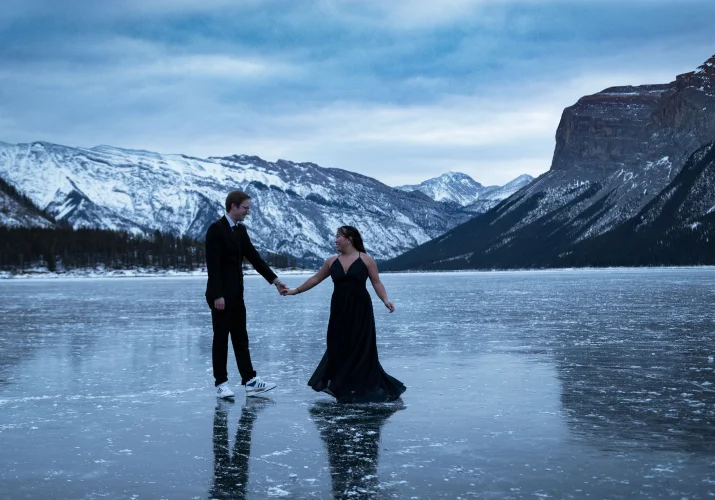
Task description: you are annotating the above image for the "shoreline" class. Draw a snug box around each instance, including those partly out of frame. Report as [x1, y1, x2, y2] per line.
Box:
[0, 267, 316, 280]
[2, 265, 715, 280]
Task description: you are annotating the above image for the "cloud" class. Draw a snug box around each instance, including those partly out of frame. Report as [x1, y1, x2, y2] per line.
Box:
[0, 0, 253, 24]
[0, 35, 299, 89]
[131, 54, 296, 80]
[1, 46, 713, 186]
[318, 0, 492, 30]
[1, 0, 714, 187]
[271, 100, 554, 149]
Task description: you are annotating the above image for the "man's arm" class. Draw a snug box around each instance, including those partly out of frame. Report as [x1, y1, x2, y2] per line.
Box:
[205, 224, 225, 304]
[239, 226, 282, 288]
[282, 257, 334, 295]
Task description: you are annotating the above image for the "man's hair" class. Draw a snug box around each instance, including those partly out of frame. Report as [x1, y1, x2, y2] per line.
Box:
[225, 191, 251, 212]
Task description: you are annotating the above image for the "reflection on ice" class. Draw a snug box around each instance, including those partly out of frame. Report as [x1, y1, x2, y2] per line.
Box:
[210, 397, 275, 499]
[310, 400, 405, 498]
[1, 269, 714, 498]
[557, 341, 715, 452]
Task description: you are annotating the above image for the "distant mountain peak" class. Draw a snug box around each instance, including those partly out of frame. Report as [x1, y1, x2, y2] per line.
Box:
[395, 171, 533, 212]
[509, 174, 534, 182]
[440, 171, 476, 180]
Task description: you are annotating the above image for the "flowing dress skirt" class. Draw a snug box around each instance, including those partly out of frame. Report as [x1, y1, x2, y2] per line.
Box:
[308, 257, 406, 403]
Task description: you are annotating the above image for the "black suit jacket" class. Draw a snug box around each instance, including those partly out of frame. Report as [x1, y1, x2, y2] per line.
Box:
[205, 216, 277, 307]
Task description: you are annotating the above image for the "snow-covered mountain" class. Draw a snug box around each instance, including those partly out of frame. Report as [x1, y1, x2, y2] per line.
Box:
[0, 142, 472, 263]
[463, 174, 535, 213]
[0, 176, 54, 228]
[395, 171, 533, 212]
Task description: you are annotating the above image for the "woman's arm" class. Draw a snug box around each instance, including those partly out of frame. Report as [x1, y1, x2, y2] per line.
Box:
[363, 254, 395, 312]
[283, 257, 336, 296]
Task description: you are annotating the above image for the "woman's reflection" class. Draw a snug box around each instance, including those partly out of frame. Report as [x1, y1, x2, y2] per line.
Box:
[310, 400, 405, 499]
[209, 397, 272, 499]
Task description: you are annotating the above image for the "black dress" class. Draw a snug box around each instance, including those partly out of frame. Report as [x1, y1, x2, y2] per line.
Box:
[308, 254, 406, 403]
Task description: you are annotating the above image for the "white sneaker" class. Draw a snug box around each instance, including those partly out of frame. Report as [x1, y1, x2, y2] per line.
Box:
[216, 382, 235, 399]
[245, 376, 276, 397]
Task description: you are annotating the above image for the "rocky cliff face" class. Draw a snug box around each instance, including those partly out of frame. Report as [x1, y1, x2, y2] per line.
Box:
[497, 55, 715, 240]
[384, 54, 715, 270]
[551, 84, 670, 176]
[554, 56, 715, 176]
[649, 56, 715, 168]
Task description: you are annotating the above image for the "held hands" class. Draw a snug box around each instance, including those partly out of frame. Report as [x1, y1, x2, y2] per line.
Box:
[275, 277, 297, 295]
[383, 299, 395, 313]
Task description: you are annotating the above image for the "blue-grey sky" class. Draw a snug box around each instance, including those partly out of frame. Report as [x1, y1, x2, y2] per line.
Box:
[1, 0, 714, 185]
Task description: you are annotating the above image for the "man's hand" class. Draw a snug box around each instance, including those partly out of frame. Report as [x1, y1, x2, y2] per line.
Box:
[214, 297, 226, 310]
[273, 279, 288, 294]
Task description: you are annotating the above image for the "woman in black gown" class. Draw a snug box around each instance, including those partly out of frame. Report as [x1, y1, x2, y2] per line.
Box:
[283, 226, 406, 403]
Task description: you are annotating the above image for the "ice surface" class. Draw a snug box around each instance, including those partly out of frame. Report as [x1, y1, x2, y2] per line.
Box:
[1, 268, 714, 498]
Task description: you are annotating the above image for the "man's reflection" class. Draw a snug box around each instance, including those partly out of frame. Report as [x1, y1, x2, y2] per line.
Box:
[310, 400, 405, 499]
[209, 397, 272, 499]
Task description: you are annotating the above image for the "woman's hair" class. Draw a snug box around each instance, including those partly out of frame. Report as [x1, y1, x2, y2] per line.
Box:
[338, 226, 366, 253]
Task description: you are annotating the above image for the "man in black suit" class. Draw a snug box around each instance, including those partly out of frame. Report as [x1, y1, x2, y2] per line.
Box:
[205, 190, 287, 398]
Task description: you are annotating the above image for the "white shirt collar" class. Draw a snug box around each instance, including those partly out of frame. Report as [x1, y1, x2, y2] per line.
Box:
[225, 214, 244, 227]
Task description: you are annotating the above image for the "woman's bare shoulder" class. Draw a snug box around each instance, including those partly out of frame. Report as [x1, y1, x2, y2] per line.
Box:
[360, 252, 376, 264]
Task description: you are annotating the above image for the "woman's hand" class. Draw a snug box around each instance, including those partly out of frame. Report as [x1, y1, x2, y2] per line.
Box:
[282, 288, 298, 296]
[383, 299, 395, 313]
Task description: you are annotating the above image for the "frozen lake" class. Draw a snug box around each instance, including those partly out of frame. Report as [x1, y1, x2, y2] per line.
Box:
[1, 268, 714, 499]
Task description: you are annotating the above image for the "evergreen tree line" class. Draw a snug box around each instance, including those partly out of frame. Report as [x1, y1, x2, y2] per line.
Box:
[261, 250, 298, 269]
[0, 227, 298, 272]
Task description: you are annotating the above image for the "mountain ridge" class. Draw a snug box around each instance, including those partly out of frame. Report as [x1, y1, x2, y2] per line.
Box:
[0, 140, 473, 264]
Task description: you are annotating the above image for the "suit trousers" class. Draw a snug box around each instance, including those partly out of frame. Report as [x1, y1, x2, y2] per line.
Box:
[210, 299, 257, 386]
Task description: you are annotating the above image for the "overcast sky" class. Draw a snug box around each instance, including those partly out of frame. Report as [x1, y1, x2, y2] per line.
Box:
[1, 0, 714, 186]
